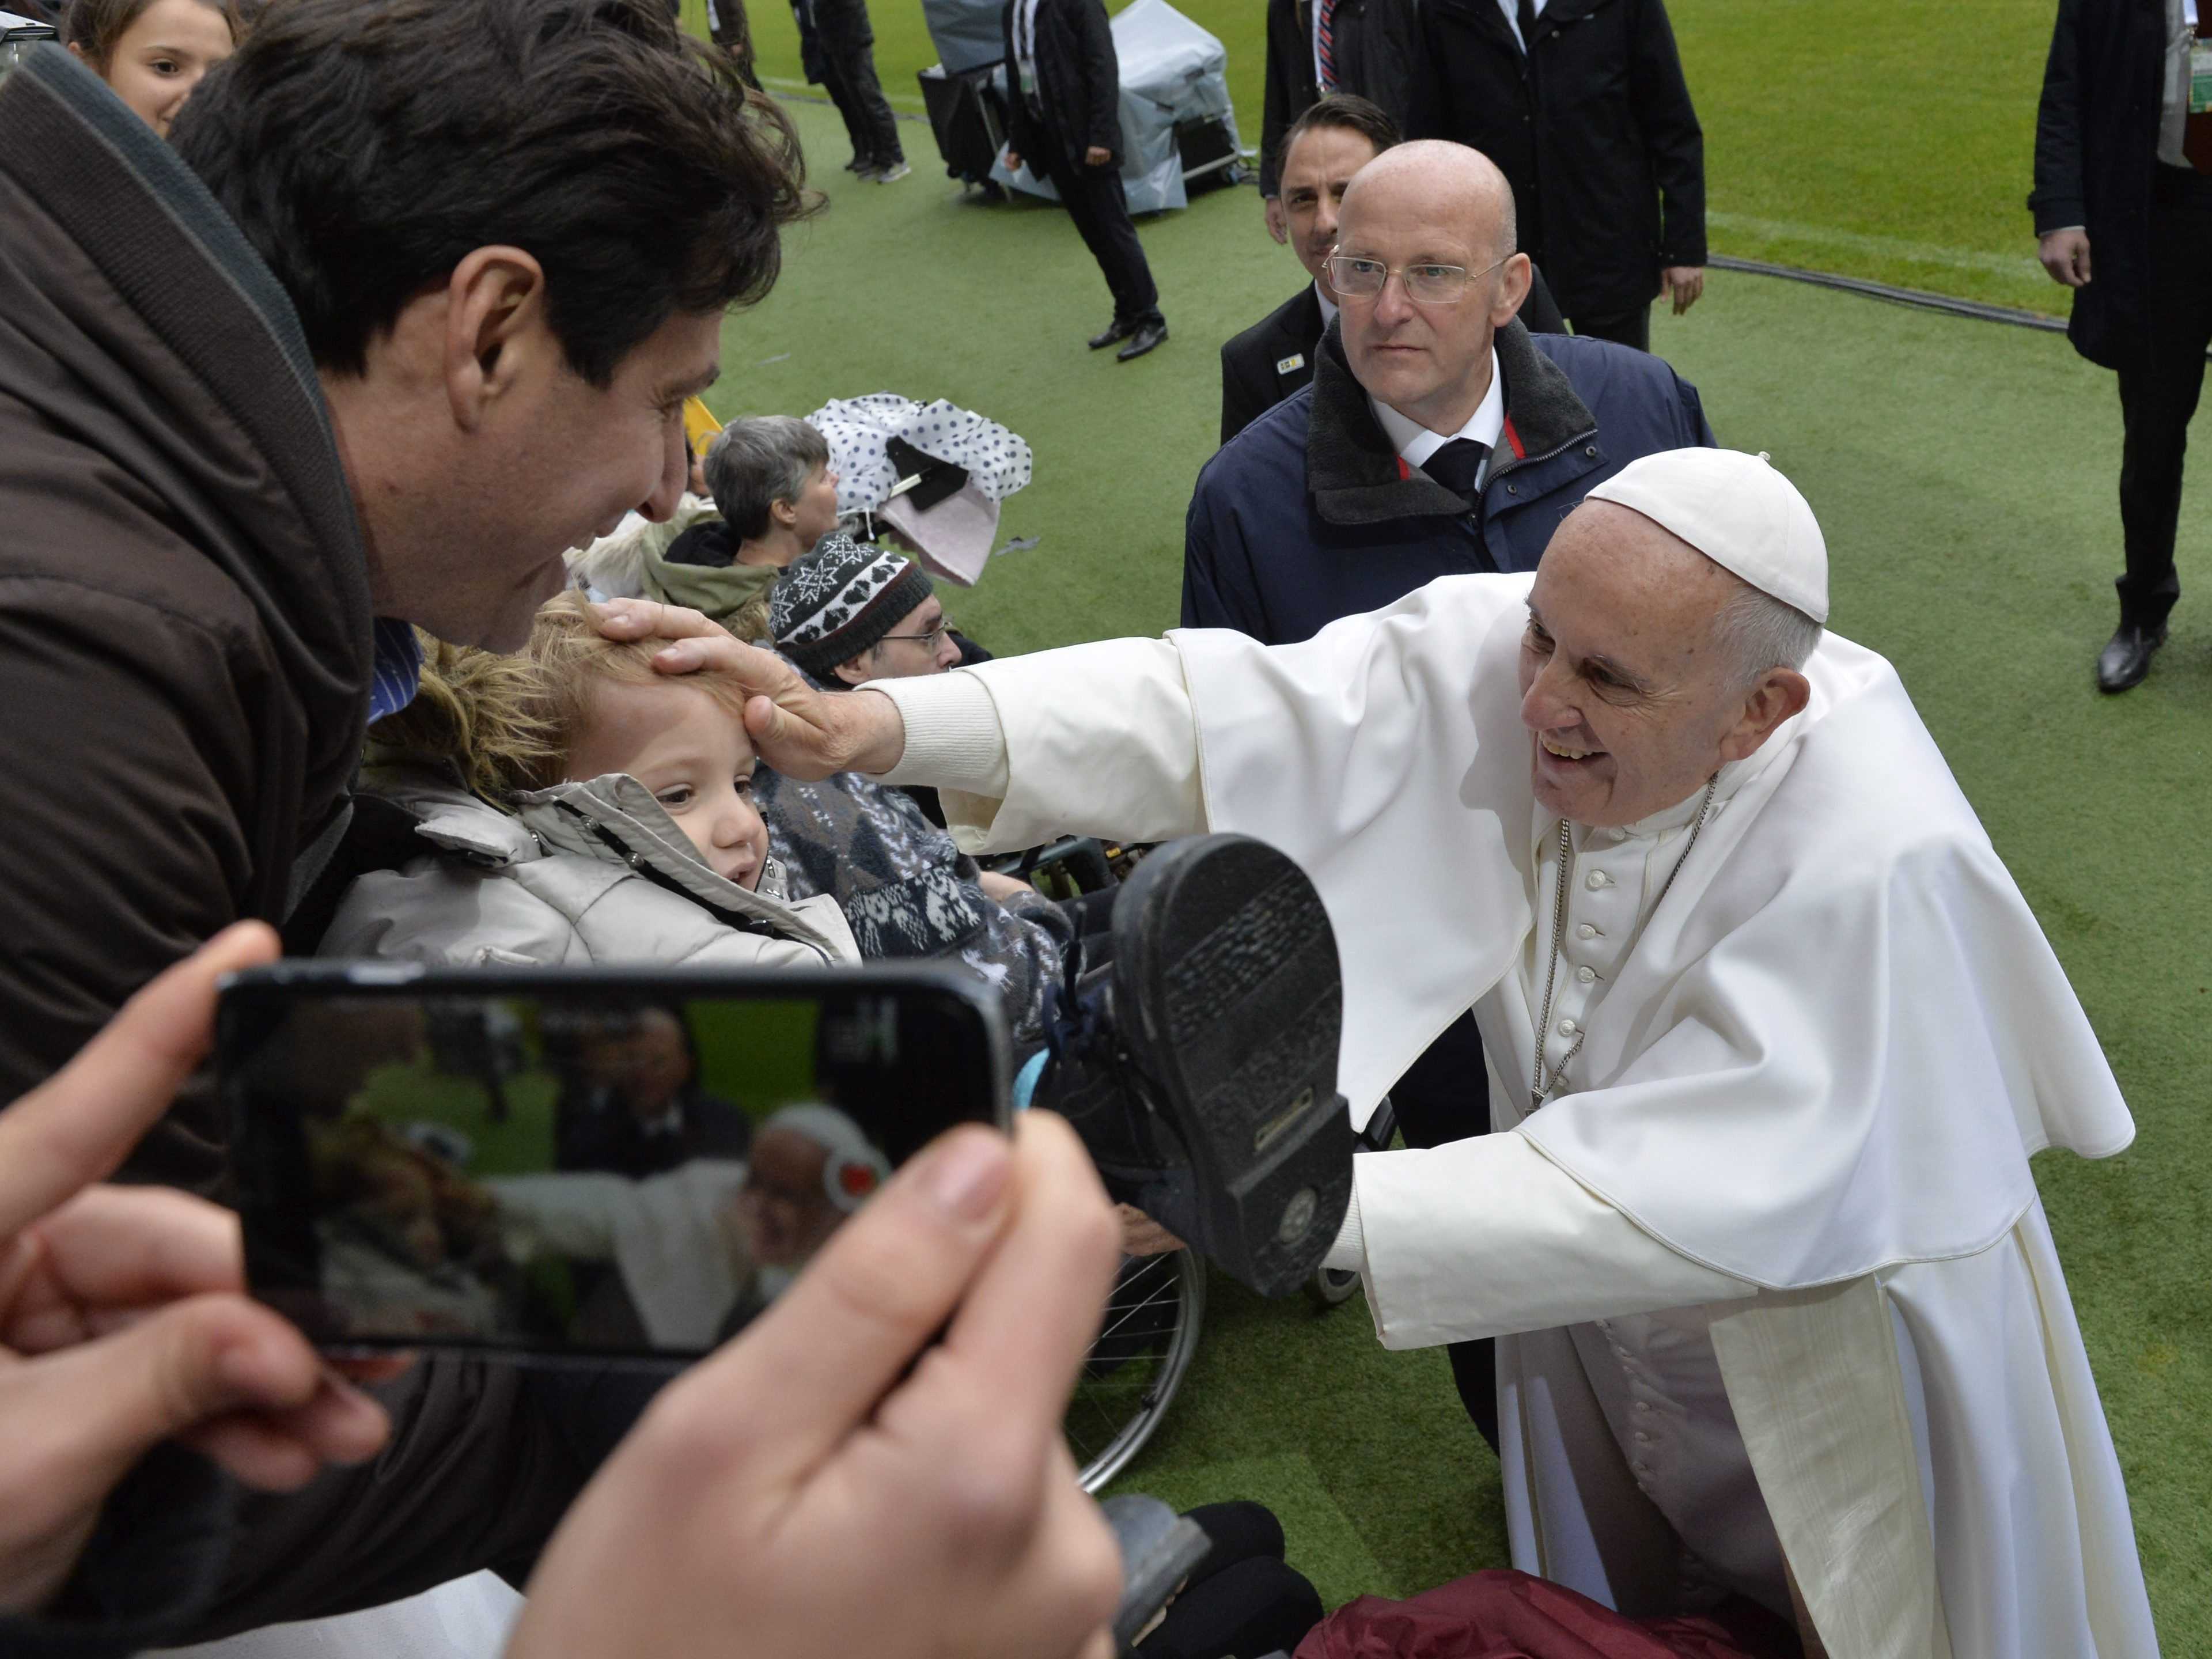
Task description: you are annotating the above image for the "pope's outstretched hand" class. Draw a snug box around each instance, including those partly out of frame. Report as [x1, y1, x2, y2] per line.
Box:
[595, 597, 910, 779]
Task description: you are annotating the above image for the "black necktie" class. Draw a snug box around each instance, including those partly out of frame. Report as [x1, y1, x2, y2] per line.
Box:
[1516, 0, 1538, 52]
[1424, 438, 1490, 502]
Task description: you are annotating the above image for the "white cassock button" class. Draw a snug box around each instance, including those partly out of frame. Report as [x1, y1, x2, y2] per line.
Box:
[1558, 1018, 1579, 1036]
[1631, 1461, 1651, 1475]
[1575, 965, 1597, 984]
[1632, 1400, 1650, 1413]
[1577, 923, 1599, 938]
[1605, 827, 1628, 842]
[1612, 1344, 1630, 1359]
[1586, 870, 1610, 890]
[1634, 1431, 1653, 1445]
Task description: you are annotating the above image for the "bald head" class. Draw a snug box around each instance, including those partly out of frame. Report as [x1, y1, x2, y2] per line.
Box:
[1339, 140, 1517, 264]
[1332, 141, 1533, 435]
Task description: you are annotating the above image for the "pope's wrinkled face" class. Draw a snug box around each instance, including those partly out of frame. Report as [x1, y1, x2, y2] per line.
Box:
[736, 1127, 844, 1268]
[1517, 504, 1802, 828]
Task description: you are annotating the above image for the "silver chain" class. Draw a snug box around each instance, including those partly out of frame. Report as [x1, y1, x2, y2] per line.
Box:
[1531, 775, 1719, 1111]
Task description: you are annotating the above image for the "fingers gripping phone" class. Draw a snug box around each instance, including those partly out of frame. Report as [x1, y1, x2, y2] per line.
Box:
[221, 963, 1010, 1366]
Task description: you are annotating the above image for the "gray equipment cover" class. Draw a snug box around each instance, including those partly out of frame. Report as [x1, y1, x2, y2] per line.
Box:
[984, 0, 1239, 215]
[920, 0, 1005, 74]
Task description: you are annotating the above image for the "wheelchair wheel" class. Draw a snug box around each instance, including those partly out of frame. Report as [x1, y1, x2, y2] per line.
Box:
[1304, 1264, 1362, 1308]
[1065, 1248, 1207, 1493]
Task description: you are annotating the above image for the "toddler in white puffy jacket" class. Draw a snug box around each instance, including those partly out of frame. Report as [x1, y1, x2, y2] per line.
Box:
[322, 593, 859, 971]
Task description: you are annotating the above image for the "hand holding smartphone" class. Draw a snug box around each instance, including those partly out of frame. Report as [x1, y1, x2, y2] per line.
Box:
[221, 963, 1010, 1366]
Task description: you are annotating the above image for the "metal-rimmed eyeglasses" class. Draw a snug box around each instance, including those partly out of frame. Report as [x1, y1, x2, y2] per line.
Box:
[1322, 252, 1509, 305]
[880, 617, 951, 649]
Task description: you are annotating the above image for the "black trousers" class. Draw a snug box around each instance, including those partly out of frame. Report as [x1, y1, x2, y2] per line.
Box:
[2115, 165, 2212, 627]
[1567, 302, 1650, 353]
[1037, 139, 1161, 326]
[818, 28, 902, 165]
[1137, 1502, 1323, 1659]
[1386, 1010, 1501, 1455]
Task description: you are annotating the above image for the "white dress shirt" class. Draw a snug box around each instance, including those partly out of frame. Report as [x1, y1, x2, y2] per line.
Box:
[2160, 0, 2202, 169]
[1315, 280, 1339, 332]
[1497, 0, 1545, 52]
[1367, 346, 1505, 491]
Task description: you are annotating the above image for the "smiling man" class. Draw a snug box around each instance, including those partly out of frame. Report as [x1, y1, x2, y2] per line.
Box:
[675, 445, 2158, 1658]
[0, 0, 813, 1636]
[1183, 142, 1714, 649]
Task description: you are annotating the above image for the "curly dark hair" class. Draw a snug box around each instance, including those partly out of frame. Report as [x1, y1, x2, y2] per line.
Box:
[171, 0, 813, 385]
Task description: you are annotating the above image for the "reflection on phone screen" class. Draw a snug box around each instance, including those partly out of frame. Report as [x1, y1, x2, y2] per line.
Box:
[226, 982, 995, 1361]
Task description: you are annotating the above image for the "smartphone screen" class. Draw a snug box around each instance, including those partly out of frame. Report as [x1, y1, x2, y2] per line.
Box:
[222, 964, 1007, 1365]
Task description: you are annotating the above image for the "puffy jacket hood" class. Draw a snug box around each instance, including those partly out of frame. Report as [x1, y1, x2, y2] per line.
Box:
[348, 765, 859, 968]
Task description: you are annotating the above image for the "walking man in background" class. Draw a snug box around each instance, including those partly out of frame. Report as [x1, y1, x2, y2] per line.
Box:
[794, 0, 908, 180]
[2033, 0, 2211, 691]
[1002, 0, 1168, 361]
[1407, 0, 1705, 351]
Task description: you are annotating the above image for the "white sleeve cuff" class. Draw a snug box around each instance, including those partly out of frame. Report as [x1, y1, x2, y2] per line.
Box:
[868, 671, 1010, 797]
[1320, 1184, 1365, 1273]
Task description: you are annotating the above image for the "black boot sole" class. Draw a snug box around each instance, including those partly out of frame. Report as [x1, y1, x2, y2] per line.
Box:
[1110, 835, 1353, 1297]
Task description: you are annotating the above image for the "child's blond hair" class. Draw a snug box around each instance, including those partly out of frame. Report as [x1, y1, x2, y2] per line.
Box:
[372, 593, 752, 799]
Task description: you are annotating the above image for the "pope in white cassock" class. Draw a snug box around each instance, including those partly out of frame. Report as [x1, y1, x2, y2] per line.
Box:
[666, 448, 2157, 1659]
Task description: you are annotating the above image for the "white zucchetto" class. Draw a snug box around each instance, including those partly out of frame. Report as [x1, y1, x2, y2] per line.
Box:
[1585, 448, 1830, 624]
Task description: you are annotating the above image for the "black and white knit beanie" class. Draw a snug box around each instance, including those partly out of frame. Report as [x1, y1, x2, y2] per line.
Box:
[771, 533, 934, 679]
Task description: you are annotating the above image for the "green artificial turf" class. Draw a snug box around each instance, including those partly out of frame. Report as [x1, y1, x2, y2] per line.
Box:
[704, 0, 2074, 313]
[695, 83, 2210, 1647]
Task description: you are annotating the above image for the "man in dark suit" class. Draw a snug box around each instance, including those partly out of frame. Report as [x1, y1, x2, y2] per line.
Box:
[1256, 0, 1418, 243]
[1221, 94, 1566, 444]
[1002, 0, 1167, 360]
[556, 1007, 752, 1179]
[1407, 0, 1705, 352]
[2032, 0, 2211, 691]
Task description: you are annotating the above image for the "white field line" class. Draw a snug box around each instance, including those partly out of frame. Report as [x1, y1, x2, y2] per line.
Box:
[1709, 211, 2044, 282]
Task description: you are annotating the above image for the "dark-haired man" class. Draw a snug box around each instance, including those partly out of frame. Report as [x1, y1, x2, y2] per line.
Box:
[0, 1, 1122, 1646]
[1221, 93, 1565, 444]
[1255, 0, 1418, 242]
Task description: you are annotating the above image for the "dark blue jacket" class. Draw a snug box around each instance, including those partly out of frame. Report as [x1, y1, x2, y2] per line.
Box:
[1181, 318, 1717, 643]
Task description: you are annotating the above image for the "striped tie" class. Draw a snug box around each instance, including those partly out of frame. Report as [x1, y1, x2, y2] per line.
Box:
[1316, 0, 1338, 91]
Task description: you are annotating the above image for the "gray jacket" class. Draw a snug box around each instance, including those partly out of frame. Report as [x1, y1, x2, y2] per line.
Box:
[322, 768, 859, 971]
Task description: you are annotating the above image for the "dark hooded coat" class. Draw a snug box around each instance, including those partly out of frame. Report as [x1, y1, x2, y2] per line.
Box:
[0, 48, 371, 1172]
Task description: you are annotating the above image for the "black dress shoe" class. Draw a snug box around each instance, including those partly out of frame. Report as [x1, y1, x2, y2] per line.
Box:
[1116, 317, 1168, 362]
[1088, 317, 1135, 349]
[2096, 619, 2168, 692]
